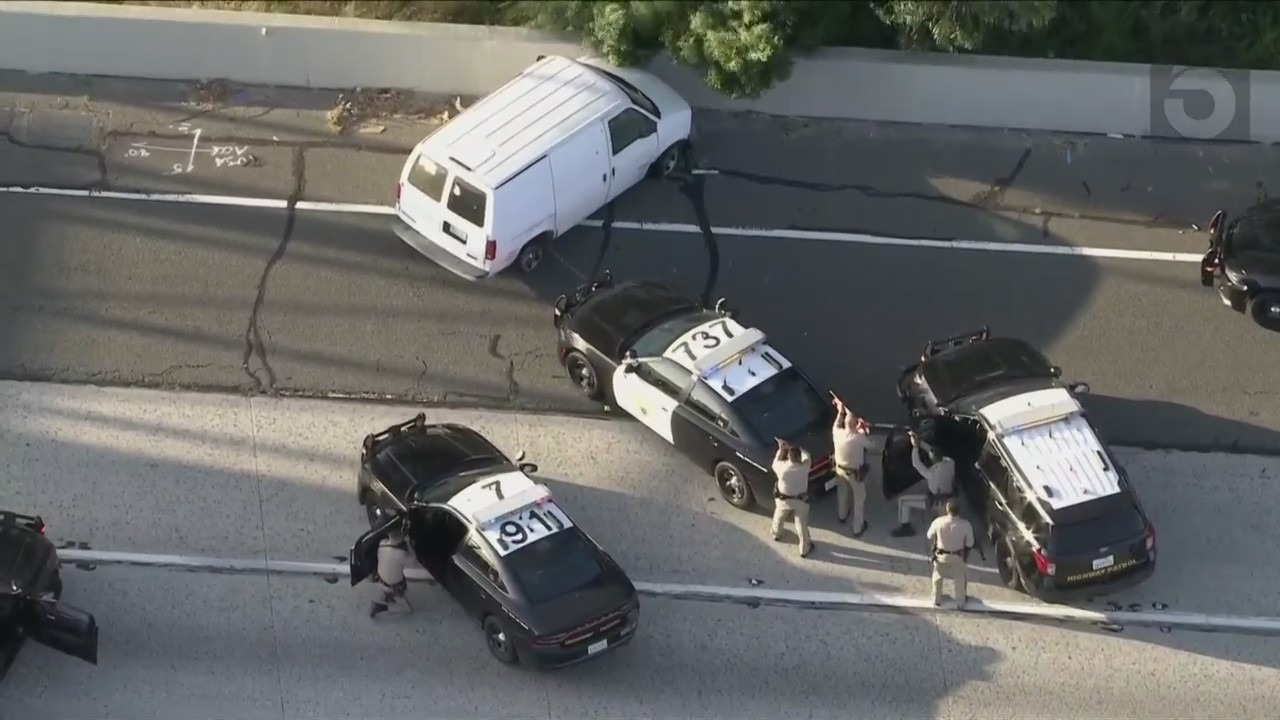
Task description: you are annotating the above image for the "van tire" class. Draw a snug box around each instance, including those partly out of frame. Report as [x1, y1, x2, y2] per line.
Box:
[516, 236, 548, 274]
[650, 141, 689, 179]
[1247, 290, 1280, 331]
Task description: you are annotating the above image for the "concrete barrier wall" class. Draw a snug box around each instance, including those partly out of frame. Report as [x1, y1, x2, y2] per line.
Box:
[4, 1, 1280, 142]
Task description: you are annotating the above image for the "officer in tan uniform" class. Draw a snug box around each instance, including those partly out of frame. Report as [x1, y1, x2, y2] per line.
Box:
[830, 394, 872, 537]
[890, 430, 957, 537]
[370, 527, 414, 618]
[770, 438, 814, 558]
[926, 499, 975, 608]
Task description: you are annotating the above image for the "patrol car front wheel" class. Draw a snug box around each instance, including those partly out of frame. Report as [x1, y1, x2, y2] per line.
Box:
[563, 350, 602, 401]
[1248, 291, 1280, 331]
[714, 461, 755, 510]
[483, 615, 519, 666]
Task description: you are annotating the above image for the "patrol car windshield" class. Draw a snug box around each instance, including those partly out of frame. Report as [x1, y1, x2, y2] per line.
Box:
[1050, 505, 1147, 556]
[505, 530, 607, 605]
[733, 368, 827, 442]
[628, 310, 720, 359]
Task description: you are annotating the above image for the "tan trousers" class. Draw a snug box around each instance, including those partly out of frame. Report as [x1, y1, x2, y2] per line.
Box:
[834, 467, 867, 530]
[932, 553, 968, 605]
[770, 497, 812, 554]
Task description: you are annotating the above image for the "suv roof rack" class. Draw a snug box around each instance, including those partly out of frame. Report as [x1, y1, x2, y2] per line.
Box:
[362, 413, 427, 460]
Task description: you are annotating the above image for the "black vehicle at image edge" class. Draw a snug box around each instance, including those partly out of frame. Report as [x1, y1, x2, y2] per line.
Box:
[351, 414, 639, 669]
[552, 272, 836, 512]
[1, 511, 100, 682]
[1200, 201, 1280, 331]
[885, 328, 1157, 603]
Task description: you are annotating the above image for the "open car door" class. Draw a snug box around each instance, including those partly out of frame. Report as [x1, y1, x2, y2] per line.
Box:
[27, 599, 99, 665]
[349, 514, 403, 587]
[881, 427, 925, 500]
[1202, 210, 1225, 287]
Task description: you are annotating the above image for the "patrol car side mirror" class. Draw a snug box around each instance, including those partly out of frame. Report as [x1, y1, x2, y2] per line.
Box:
[1068, 382, 1091, 395]
[1050, 365, 1062, 378]
[519, 462, 539, 474]
[622, 350, 639, 373]
[713, 298, 734, 317]
[515, 450, 527, 463]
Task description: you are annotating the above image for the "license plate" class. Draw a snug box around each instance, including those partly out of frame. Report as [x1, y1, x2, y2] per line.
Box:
[1092, 555, 1115, 570]
[587, 639, 608, 655]
[824, 478, 837, 491]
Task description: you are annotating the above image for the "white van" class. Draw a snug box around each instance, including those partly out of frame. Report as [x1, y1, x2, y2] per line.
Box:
[393, 55, 694, 280]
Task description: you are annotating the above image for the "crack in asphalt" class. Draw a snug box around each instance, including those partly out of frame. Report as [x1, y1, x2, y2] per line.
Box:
[240, 146, 304, 394]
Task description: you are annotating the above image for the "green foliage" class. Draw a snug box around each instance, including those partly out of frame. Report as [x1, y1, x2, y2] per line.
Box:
[874, 1, 1058, 52]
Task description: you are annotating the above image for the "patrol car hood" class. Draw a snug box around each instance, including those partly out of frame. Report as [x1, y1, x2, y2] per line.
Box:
[524, 573, 635, 637]
[781, 416, 836, 460]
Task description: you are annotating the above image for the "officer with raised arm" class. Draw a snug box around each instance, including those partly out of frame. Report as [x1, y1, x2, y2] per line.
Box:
[369, 528, 413, 618]
[830, 393, 872, 538]
[927, 499, 975, 608]
[890, 430, 956, 538]
[770, 438, 814, 558]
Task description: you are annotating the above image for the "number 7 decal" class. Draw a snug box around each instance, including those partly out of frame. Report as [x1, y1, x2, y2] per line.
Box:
[481, 480, 504, 500]
[710, 319, 736, 339]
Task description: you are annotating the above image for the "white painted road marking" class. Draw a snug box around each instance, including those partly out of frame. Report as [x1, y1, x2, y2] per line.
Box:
[0, 186, 1202, 263]
[58, 548, 1280, 636]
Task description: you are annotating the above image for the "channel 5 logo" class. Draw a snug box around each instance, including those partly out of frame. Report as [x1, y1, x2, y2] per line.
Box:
[1150, 65, 1251, 141]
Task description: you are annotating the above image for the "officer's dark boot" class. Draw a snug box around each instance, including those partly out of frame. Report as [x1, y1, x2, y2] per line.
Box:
[890, 522, 917, 538]
[369, 601, 389, 618]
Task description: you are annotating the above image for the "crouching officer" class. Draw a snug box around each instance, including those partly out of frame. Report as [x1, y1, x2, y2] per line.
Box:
[890, 430, 956, 537]
[770, 438, 814, 558]
[926, 499, 975, 608]
[830, 393, 872, 538]
[370, 528, 413, 618]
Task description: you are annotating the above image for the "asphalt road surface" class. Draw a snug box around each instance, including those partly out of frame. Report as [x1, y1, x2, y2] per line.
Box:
[5, 567, 1278, 720]
[2, 72, 1280, 453]
[2, 382, 1279, 720]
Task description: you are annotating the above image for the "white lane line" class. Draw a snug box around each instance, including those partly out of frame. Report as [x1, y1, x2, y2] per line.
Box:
[59, 549, 1280, 635]
[0, 186, 1200, 263]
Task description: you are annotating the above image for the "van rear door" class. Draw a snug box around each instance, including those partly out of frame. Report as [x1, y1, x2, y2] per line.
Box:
[397, 151, 493, 271]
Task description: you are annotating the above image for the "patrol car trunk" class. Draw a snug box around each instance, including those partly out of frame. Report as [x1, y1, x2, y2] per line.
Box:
[526, 584, 634, 647]
[1042, 500, 1155, 588]
[784, 418, 835, 484]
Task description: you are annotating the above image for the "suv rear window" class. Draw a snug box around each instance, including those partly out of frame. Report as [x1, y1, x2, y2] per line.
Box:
[407, 155, 450, 202]
[447, 177, 487, 228]
[505, 530, 605, 605]
[1051, 505, 1146, 556]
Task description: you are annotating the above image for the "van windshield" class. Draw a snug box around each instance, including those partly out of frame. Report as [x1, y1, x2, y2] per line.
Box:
[447, 177, 487, 228]
[407, 155, 450, 203]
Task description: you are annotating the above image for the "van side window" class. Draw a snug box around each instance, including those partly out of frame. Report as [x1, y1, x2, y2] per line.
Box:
[607, 109, 657, 156]
[407, 155, 450, 202]
[447, 177, 487, 227]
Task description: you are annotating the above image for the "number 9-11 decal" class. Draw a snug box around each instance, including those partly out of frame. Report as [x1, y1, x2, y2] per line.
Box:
[668, 319, 738, 364]
[480, 503, 576, 556]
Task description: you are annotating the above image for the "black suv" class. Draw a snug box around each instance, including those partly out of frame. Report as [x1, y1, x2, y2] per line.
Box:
[1, 511, 99, 681]
[883, 328, 1158, 603]
[1200, 201, 1280, 331]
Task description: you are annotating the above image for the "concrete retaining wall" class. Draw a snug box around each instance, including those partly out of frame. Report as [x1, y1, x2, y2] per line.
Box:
[4, 1, 1280, 142]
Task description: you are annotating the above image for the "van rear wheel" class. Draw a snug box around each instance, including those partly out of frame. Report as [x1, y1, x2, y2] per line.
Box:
[1247, 291, 1280, 331]
[517, 238, 546, 274]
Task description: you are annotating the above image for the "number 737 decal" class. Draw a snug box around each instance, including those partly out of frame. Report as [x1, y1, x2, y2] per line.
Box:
[668, 319, 737, 364]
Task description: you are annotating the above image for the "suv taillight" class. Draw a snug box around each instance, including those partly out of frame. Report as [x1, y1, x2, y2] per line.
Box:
[1032, 548, 1055, 576]
[1145, 525, 1156, 551]
[484, 238, 497, 261]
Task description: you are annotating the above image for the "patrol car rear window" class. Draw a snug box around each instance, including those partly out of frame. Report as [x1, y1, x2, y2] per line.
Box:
[446, 177, 487, 228]
[407, 155, 450, 203]
[733, 368, 827, 442]
[1050, 506, 1146, 556]
[504, 531, 605, 605]
[629, 310, 719, 358]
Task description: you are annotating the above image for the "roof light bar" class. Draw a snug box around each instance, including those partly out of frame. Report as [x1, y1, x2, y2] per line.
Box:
[694, 328, 767, 378]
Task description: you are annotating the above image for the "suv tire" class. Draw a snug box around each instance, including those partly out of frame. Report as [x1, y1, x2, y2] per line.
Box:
[1247, 291, 1280, 331]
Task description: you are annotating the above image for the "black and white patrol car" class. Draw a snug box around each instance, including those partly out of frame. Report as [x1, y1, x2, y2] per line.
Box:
[1, 511, 99, 682]
[552, 273, 835, 511]
[1200, 202, 1280, 331]
[352, 414, 639, 670]
[885, 328, 1157, 603]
